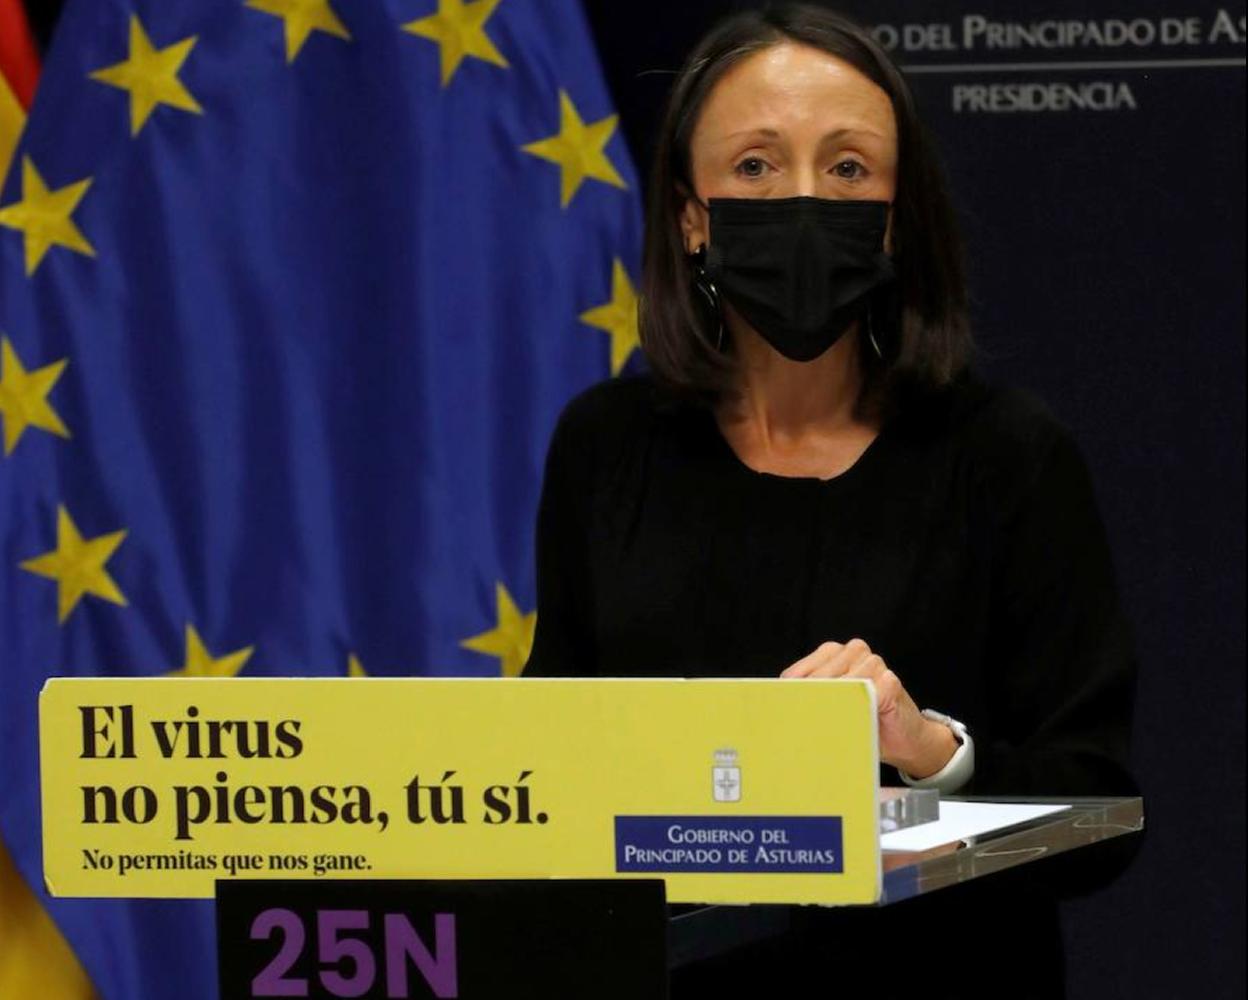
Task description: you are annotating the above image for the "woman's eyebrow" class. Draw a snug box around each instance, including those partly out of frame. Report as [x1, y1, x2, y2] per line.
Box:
[822, 126, 889, 142]
[718, 126, 887, 143]
[720, 126, 784, 141]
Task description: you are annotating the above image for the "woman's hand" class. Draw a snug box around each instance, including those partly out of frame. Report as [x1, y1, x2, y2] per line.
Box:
[780, 638, 957, 779]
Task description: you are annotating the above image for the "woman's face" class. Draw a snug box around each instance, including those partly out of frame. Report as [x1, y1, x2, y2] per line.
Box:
[680, 41, 898, 254]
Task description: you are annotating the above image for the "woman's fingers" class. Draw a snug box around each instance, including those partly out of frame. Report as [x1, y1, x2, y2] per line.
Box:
[779, 639, 953, 775]
[780, 641, 829, 678]
[781, 640, 842, 677]
[780, 638, 873, 678]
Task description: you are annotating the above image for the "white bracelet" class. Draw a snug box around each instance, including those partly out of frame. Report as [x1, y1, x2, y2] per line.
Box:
[898, 708, 975, 794]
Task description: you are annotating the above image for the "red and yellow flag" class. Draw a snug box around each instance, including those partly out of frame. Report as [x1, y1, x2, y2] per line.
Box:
[0, 0, 39, 180]
[1, 16, 97, 1000]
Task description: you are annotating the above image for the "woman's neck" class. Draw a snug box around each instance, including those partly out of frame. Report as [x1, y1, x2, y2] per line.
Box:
[719, 318, 869, 443]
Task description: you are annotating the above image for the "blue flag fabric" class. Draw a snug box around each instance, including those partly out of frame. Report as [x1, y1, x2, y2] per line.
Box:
[0, 1, 641, 996]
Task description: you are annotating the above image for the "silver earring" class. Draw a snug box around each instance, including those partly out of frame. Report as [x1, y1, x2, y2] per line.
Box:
[691, 245, 726, 352]
[867, 303, 884, 361]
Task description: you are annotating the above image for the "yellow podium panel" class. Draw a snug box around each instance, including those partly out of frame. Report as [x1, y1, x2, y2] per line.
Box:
[40, 677, 880, 904]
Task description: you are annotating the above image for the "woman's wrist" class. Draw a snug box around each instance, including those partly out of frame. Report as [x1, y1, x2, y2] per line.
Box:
[894, 717, 958, 779]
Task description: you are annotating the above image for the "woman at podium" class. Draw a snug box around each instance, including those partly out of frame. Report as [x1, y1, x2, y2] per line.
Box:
[524, 4, 1137, 995]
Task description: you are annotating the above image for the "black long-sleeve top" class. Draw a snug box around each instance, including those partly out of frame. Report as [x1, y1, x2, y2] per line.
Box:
[524, 366, 1137, 799]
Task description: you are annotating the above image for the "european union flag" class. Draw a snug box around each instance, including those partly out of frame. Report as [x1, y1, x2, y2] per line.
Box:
[0, 1, 641, 996]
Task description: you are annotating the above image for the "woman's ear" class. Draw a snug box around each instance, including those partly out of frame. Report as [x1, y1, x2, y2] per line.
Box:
[676, 181, 708, 255]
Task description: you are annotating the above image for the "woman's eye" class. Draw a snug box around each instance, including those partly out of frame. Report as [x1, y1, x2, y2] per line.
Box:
[734, 157, 769, 178]
[833, 160, 866, 180]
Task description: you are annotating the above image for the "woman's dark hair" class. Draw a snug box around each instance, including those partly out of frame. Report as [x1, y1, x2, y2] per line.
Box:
[639, 3, 976, 421]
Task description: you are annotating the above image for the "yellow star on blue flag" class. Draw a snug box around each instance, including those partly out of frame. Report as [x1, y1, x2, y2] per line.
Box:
[0, 337, 70, 455]
[522, 89, 629, 208]
[246, 0, 351, 63]
[18, 506, 127, 624]
[580, 258, 640, 375]
[461, 581, 536, 677]
[167, 624, 254, 677]
[0, 157, 94, 275]
[88, 15, 203, 136]
[402, 0, 509, 86]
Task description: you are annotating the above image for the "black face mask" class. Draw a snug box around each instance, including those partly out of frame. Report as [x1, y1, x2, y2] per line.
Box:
[701, 196, 894, 362]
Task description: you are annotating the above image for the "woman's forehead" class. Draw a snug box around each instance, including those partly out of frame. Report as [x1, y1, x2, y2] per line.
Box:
[694, 41, 896, 147]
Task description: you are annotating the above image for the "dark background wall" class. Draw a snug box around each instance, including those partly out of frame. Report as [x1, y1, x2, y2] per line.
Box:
[20, 1, 1247, 996]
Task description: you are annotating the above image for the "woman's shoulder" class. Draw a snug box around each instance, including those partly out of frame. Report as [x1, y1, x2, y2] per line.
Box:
[555, 372, 661, 431]
[930, 367, 1087, 507]
[946, 368, 1070, 452]
[550, 373, 664, 452]
[545, 373, 671, 477]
